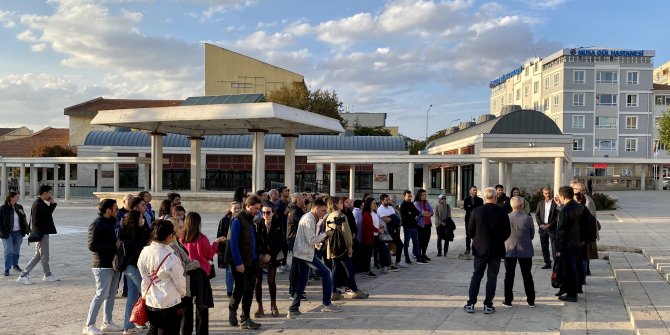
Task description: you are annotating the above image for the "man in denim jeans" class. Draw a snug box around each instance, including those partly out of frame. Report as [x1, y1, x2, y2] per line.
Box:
[287, 198, 340, 319]
[464, 187, 511, 314]
[399, 190, 420, 264]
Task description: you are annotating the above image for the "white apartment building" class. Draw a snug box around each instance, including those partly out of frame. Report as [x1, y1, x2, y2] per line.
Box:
[489, 47, 670, 187]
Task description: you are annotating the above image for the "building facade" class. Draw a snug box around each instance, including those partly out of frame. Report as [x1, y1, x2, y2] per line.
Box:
[489, 47, 669, 184]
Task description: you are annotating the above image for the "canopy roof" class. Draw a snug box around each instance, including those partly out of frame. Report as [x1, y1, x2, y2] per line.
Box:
[90, 101, 344, 137]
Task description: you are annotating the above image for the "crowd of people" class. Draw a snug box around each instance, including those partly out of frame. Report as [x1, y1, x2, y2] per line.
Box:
[0, 179, 602, 333]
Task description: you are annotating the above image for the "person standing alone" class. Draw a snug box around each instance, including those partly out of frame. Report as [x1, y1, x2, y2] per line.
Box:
[462, 186, 483, 255]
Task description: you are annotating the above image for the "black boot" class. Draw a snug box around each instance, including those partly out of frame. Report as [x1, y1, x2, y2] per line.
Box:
[229, 308, 238, 327]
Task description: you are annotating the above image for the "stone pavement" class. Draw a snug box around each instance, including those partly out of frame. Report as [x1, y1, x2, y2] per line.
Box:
[0, 190, 667, 334]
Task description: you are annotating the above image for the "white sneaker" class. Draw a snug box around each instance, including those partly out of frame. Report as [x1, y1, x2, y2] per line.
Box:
[82, 325, 104, 335]
[17, 275, 33, 285]
[321, 304, 342, 313]
[381, 266, 389, 274]
[276, 265, 284, 274]
[396, 262, 408, 268]
[123, 328, 143, 334]
[101, 322, 123, 332]
[43, 274, 60, 282]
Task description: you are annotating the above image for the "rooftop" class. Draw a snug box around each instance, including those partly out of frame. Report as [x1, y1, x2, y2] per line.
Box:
[0, 127, 70, 157]
[64, 97, 183, 116]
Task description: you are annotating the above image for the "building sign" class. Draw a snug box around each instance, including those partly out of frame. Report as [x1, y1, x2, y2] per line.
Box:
[101, 171, 115, 178]
[489, 66, 523, 88]
[374, 173, 388, 182]
[593, 163, 608, 169]
[569, 48, 644, 57]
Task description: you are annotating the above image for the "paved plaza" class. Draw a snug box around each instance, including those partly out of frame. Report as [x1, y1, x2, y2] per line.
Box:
[0, 191, 668, 334]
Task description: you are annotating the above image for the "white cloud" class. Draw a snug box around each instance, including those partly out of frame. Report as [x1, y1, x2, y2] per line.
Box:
[233, 31, 294, 51]
[31, 43, 47, 52]
[0, 10, 17, 28]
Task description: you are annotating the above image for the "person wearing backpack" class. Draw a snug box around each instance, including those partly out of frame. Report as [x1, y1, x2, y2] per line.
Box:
[325, 197, 369, 301]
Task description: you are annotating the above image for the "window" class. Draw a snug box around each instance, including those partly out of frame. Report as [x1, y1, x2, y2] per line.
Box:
[573, 167, 582, 176]
[544, 77, 550, 89]
[574, 70, 585, 84]
[596, 71, 618, 83]
[493, 99, 496, 108]
[626, 94, 638, 107]
[552, 94, 559, 107]
[573, 138, 584, 151]
[595, 116, 617, 128]
[524, 85, 529, 97]
[572, 115, 585, 128]
[515, 89, 520, 100]
[534, 101, 539, 110]
[654, 139, 667, 152]
[621, 168, 632, 177]
[625, 138, 638, 151]
[595, 139, 616, 151]
[500, 97, 504, 106]
[625, 116, 638, 129]
[534, 81, 539, 93]
[553, 73, 560, 86]
[627, 71, 638, 85]
[508, 93, 512, 103]
[543, 98, 549, 111]
[573, 93, 585, 106]
[596, 94, 617, 106]
[656, 95, 670, 105]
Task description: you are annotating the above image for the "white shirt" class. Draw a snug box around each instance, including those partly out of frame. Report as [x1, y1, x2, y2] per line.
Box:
[543, 199, 552, 224]
[12, 208, 20, 231]
[137, 241, 186, 309]
[372, 212, 381, 235]
[376, 205, 396, 218]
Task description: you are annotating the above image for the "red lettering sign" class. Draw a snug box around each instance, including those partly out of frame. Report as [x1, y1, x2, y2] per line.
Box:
[593, 163, 608, 169]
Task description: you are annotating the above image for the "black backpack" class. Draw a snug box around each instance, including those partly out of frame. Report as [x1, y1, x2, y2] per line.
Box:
[581, 210, 598, 243]
[327, 215, 348, 258]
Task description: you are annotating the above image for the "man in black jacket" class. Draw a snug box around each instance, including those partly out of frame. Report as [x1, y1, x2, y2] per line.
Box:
[555, 186, 590, 302]
[464, 187, 511, 314]
[18, 185, 59, 285]
[463, 186, 483, 255]
[399, 190, 420, 264]
[535, 187, 558, 269]
[495, 184, 512, 213]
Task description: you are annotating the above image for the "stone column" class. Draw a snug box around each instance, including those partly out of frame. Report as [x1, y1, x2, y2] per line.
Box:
[316, 164, 324, 185]
[19, 163, 26, 197]
[408, 162, 415, 192]
[456, 165, 462, 201]
[250, 129, 267, 193]
[30, 164, 37, 197]
[96, 164, 103, 192]
[329, 163, 336, 195]
[0, 163, 6, 201]
[150, 132, 165, 193]
[440, 166, 446, 191]
[189, 136, 203, 192]
[64, 163, 71, 201]
[640, 164, 646, 191]
[498, 161, 506, 189]
[505, 163, 514, 192]
[422, 164, 429, 190]
[282, 134, 298, 193]
[349, 165, 355, 199]
[481, 158, 489, 190]
[554, 157, 563, 194]
[53, 164, 59, 198]
[113, 162, 120, 192]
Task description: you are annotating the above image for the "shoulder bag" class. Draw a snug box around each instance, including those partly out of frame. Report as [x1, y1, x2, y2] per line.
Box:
[112, 241, 128, 272]
[130, 253, 171, 326]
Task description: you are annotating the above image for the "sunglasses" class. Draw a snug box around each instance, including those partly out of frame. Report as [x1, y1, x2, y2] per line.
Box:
[262, 211, 273, 215]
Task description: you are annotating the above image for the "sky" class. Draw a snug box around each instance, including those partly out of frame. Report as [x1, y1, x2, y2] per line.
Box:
[1, 0, 669, 140]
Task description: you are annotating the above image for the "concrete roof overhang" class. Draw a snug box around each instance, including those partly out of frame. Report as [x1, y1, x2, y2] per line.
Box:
[90, 102, 344, 136]
[307, 154, 482, 164]
[0, 157, 164, 164]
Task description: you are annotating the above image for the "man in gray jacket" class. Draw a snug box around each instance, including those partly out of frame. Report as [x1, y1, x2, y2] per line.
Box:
[503, 196, 536, 307]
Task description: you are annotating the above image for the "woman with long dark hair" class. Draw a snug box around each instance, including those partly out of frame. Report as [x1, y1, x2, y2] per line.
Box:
[360, 198, 380, 276]
[158, 199, 172, 220]
[1, 191, 29, 276]
[254, 203, 285, 317]
[119, 197, 151, 334]
[414, 189, 433, 263]
[181, 212, 224, 334]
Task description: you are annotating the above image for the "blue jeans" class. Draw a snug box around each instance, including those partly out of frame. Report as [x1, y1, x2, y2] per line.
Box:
[403, 228, 419, 262]
[226, 265, 234, 294]
[467, 256, 501, 306]
[86, 268, 121, 326]
[2, 230, 23, 271]
[311, 251, 333, 306]
[289, 258, 310, 312]
[123, 265, 141, 330]
[332, 254, 358, 292]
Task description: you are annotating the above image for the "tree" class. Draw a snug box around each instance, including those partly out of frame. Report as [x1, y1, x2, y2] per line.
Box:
[353, 126, 391, 136]
[30, 145, 76, 157]
[267, 81, 346, 127]
[659, 109, 670, 152]
[408, 128, 451, 154]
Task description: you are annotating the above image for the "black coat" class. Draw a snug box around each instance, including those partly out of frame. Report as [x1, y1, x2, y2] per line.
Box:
[31, 198, 57, 235]
[556, 200, 590, 252]
[468, 203, 511, 258]
[0, 203, 29, 239]
[535, 199, 558, 233]
[88, 216, 118, 268]
[463, 195, 483, 224]
[400, 200, 420, 229]
[119, 215, 150, 267]
[216, 213, 233, 268]
[254, 216, 286, 267]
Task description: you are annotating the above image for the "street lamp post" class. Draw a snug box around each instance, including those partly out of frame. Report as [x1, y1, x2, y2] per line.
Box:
[449, 118, 461, 128]
[424, 104, 433, 139]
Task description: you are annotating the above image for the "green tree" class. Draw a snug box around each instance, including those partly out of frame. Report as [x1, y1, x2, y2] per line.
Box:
[267, 81, 346, 127]
[659, 109, 670, 152]
[30, 145, 76, 157]
[408, 128, 451, 154]
[353, 126, 391, 136]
